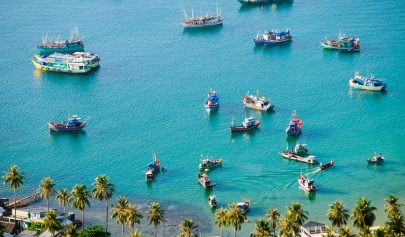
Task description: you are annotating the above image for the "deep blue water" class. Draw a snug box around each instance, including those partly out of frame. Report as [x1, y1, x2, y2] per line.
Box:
[1, 0, 405, 236]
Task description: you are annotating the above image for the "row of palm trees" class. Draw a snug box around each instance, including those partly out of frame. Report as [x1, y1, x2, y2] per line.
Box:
[3, 165, 405, 237]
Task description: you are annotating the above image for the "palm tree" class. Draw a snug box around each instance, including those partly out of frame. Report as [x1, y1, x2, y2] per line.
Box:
[2, 165, 26, 230]
[226, 203, 247, 237]
[337, 226, 355, 237]
[128, 230, 143, 237]
[177, 218, 199, 237]
[253, 219, 271, 237]
[214, 207, 229, 237]
[39, 177, 57, 213]
[56, 188, 70, 232]
[64, 224, 77, 237]
[385, 212, 405, 236]
[326, 201, 350, 229]
[41, 210, 63, 237]
[266, 208, 280, 236]
[286, 202, 308, 226]
[278, 215, 300, 237]
[146, 202, 165, 237]
[384, 194, 403, 218]
[69, 184, 91, 230]
[351, 197, 377, 235]
[92, 174, 116, 237]
[126, 203, 143, 232]
[111, 196, 129, 237]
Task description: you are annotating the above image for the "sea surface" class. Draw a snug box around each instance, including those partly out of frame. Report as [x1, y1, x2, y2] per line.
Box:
[1, 0, 405, 236]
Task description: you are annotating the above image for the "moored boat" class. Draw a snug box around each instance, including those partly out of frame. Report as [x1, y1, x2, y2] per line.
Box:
[204, 90, 219, 112]
[32, 54, 90, 73]
[236, 199, 251, 213]
[230, 117, 260, 133]
[318, 160, 334, 170]
[208, 195, 218, 208]
[298, 174, 317, 192]
[181, 7, 222, 28]
[253, 29, 292, 45]
[37, 27, 84, 53]
[199, 156, 223, 170]
[349, 71, 386, 91]
[242, 90, 274, 111]
[145, 153, 161, 182]
[198, 173, 216, 189]
[366, 152, 385, 164]
[321, 34, 360, 52]
[48, 115, 87, 132]
[285, 110, 302, 136]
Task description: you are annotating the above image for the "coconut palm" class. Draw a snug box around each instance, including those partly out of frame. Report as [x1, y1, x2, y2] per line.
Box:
[56, 188, 70, 232]
[252, 219, 271, 237]
[177, 218, 199, 237]
[266, 208, 280, 236]
[126, 203, 143, 232]
[128, 230, 143, 237]
[146, 202, 165, 237]
[41, 210, 63, 237]
[351, 197, 377, 235]
[64, 224, 77, 237]
[39, 177, 57, 213]
[384, 194, 403, 218]
[69, 184, 91, 230]
[214, 207, 229, 237]
[385, 212, 405, 236]
[286, 202, 308, 226]
[326, 201, 350, 229]
[92, 174, 116, 237]
[226, 203, 247, 237]
[2, 165, 26, 230]
[278, 215, 300, 237]
[337, 226, 355, 237]
[111, 196, 129, 237]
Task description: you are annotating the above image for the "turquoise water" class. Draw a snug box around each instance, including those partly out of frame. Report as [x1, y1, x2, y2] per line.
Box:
[1, 0, 405, 236]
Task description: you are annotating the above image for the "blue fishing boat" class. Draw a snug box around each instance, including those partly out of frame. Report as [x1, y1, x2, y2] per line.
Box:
[349, 71, 386, 91]
[37, 27, 85, 53]
[48, 115, 87, 132]
[230, 117, 260, 133]
[204, 90, 219, 111]
[366, 152, 385, 164]
[321, 34, 360, 52]
[285, 110, 302, 136]
[253, 29, 292, 45]
[145, 153, 161, 182]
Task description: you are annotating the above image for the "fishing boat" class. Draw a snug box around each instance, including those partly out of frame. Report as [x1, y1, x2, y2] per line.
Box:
[37, 27, 85, 53]
[321, 34, 360, 52]
[199, 156, 223, 170]
[236, 199, 250, 213]
[230, 117, 260, 133]
[318, 160, 334, 170]
[253, 29, 292, 45]
[242, 90, 274, 111]
[208, 195, 218, 208]
[298, 173, 317, 192]
[204, 90, 219, 112]
[181, 7, 222, 28]
[285, 110, 302, 136]
[366, 152, 385, 164]
[349, 71, 387, 91]
[31, 54, 90, 73]
[48, 115, 87, 132]
[198, 173, 216, 189]
[145, 153, 161, 182]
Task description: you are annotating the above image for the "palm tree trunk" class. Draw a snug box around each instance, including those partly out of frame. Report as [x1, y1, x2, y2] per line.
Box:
[105, 200, 108, 237]
[82, 210, 85, 230]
